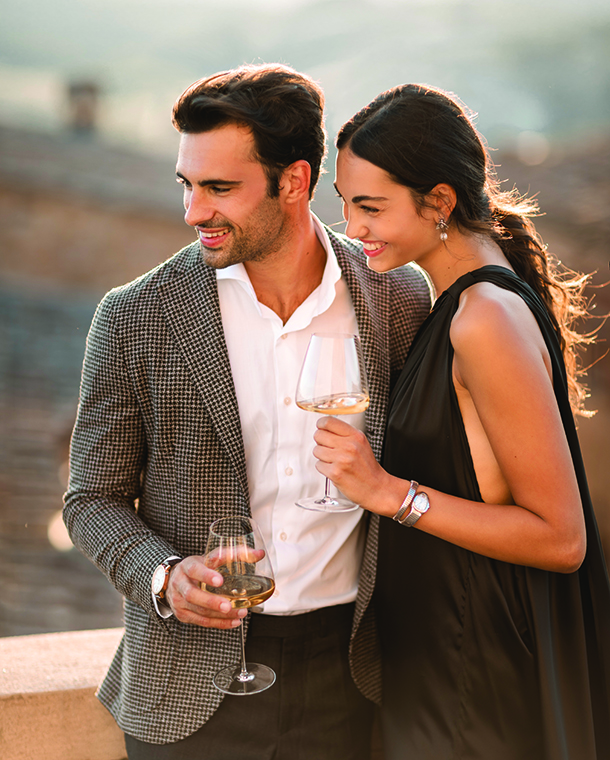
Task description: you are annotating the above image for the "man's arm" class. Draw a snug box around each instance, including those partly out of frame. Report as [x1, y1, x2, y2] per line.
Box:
[64, 290, 179, 615]
[63, 290, 244, 628]
[388, 263, 433, 379]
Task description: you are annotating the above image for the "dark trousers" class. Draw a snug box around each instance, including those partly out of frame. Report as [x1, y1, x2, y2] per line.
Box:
[125, 603, 375, 760]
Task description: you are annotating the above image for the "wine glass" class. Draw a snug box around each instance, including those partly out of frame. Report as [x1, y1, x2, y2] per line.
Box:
[295, 332, 370, 512]
[203, 516, 276, 695]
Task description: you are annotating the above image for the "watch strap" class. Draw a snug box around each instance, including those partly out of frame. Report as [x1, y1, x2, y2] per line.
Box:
[393, 481, 419, 522]
[401, 508, 423, 528]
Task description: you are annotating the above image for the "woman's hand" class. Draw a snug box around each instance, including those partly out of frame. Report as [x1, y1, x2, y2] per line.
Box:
[313, 417, 394, 513]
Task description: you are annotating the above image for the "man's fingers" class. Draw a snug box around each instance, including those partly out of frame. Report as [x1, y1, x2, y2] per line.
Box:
[179, 556, 224, 586]
[203, 546, 265, 570]
[165, 554, 256, 629]
[171, 575, 233, 613]
[167, 581, 248, 628]
[173, 604, 247, 629]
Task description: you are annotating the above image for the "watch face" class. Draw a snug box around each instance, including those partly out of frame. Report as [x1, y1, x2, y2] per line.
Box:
[412, 492, 430, 514]
[152, 565, 167, 594]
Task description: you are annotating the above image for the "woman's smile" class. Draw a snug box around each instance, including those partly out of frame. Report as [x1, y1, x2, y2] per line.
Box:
[360, 240, 388, 257]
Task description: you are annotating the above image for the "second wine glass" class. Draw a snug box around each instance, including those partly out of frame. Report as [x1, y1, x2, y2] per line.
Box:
[295, 332, 370, 512]
[203, 516, 276, 695]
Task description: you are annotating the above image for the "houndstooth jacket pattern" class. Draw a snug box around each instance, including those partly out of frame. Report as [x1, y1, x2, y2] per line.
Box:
[63, 225, 431, 744]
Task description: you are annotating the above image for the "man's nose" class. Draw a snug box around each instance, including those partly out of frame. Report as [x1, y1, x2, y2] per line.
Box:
[184, 191, 216, 227]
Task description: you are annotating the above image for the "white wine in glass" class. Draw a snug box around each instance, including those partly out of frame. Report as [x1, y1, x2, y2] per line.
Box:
[203, 516, 276, 695]
[295, 333, 370, 512]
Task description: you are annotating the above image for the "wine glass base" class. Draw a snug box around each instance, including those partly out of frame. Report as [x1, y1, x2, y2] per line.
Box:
[213, 662, 276, 695]
[296, 497, 360, 513]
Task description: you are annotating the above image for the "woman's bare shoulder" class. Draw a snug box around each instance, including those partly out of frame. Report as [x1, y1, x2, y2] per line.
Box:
[449, 280, 553, 395]
[450, 280, 543, 354]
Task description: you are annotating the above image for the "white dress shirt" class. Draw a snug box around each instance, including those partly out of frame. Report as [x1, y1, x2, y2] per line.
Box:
[216, 215, 365, 615]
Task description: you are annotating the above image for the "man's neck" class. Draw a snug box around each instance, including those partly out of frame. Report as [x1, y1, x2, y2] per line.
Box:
[244, 214, 327, 325]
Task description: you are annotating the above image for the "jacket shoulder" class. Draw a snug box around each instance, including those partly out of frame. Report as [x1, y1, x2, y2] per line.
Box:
[98, 241, 201, 311]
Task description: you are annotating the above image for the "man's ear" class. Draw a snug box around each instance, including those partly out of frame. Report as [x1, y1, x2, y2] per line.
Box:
[429, 183, 457, 219]
[280, 160, 312, 204]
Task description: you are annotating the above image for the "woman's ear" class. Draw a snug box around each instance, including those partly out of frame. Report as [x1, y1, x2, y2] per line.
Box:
[429, 183, 457, 219]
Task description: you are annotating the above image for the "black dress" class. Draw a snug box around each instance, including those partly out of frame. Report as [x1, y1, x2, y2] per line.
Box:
[375, 266, 610, 760]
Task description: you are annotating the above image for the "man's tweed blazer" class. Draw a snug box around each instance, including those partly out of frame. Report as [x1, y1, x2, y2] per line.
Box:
[64, 225, 431, 744]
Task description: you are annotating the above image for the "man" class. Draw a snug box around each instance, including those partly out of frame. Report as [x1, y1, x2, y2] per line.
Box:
[64, 63, 431, 759]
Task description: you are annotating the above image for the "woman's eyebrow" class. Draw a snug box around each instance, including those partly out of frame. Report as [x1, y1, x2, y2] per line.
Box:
[333, 182, 387, 203]
[351, 195, 387, 203]
[333, 182, 387, 204]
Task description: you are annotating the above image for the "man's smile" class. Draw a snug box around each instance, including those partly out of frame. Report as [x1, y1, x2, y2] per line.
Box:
[197, 227, 231, 247]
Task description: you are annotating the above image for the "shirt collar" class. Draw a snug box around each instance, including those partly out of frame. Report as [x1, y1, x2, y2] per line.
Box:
[215, 214, 342, 327]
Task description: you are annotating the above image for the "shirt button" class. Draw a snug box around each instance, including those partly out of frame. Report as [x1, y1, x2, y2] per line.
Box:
[283, 397, 291, 406]
[280, 333, 288, 340]
[280, 532, 288, 542]
[285, 467, 293, 476]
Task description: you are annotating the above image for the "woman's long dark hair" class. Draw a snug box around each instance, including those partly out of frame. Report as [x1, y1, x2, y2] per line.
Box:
[337, 84, 596, 415]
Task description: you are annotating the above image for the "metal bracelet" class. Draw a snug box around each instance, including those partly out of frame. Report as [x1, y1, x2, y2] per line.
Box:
[392, 480, 418, 523]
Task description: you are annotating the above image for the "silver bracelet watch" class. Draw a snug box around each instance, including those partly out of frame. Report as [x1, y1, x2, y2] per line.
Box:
[400, 491, 430, 527]
[392, 480, 418, 523]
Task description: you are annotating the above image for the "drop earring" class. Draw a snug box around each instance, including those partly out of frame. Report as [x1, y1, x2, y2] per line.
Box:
[436, 218, 449, 241]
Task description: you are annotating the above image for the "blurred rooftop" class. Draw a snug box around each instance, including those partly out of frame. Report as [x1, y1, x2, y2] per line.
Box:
[0, 123, 184, 221]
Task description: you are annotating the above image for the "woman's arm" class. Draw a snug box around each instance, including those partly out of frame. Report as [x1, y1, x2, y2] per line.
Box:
[313, 284, 586, 573]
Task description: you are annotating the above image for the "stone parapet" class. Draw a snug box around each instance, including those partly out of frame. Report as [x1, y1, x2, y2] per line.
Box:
[0, 628, 126, 760]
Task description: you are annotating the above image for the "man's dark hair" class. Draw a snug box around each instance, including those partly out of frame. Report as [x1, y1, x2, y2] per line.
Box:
[172, 63, 326, 199]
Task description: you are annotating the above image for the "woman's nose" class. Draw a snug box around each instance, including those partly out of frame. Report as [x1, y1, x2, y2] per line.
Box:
[344, 211, 367, 241]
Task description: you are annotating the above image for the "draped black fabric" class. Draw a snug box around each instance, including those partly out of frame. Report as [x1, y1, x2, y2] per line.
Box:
[376, 266, 610, 759]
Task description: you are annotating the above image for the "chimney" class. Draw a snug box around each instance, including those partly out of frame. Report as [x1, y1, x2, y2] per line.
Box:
[67, 80, 100, 135]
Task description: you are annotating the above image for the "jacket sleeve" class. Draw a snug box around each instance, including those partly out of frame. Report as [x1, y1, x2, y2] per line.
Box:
[63, 290, 178, 618]
[388, 263, 433, 379]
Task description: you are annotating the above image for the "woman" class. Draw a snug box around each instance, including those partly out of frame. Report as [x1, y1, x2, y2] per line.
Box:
[315, 85, 610, 759]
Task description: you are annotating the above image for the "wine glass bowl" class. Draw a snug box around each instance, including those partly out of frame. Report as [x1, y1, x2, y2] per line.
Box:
[203, 516, 276, 695]
[295, 333, 370, 512]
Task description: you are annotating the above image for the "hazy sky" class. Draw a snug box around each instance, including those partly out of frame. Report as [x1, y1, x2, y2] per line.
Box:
[1, 0, 609, 156]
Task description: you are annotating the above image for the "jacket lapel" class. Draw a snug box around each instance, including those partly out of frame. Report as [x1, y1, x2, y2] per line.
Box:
[156, 244, 249, 501]
[331, 232, 390, 461]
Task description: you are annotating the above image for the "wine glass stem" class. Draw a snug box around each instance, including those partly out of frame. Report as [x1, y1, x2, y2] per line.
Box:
[323, 413, 335, 500]
[236, 620, 252, 683]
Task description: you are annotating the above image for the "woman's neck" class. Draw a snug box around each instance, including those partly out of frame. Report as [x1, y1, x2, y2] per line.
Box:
[423, 233, 513, 296]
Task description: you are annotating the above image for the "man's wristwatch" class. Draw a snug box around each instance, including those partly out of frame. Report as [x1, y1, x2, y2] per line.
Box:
[151, 557, 182, 603]
[400, 491, 430, 527]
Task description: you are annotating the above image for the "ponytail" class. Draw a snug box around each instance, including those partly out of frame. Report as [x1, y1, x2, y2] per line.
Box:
[489, 190, 595, 415]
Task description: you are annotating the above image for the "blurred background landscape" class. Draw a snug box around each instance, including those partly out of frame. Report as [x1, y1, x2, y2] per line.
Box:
[1, 0, 609, 636]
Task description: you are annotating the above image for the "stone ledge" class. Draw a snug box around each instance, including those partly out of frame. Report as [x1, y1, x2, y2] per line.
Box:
[0, 628, 126, 760]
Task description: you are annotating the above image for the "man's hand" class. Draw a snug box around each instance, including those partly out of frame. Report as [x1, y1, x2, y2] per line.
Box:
[165, 556, 247, 629]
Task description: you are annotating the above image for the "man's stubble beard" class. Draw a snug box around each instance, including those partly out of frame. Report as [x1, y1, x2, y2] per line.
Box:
[198, 194, 292, 270]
